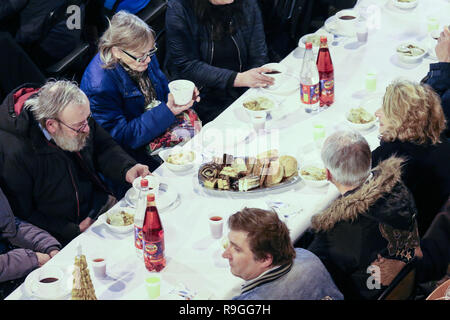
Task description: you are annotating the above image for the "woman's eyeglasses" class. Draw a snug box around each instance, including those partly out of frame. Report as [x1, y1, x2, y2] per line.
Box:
[121, 47, 158, 63]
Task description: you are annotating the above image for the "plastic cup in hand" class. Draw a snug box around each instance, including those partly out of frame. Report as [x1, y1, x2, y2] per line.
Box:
[365, 72, 377, 93]
[208, 213, 223, 239]
[91, 257, 107, 278]
[145, 275, 161, 299]
[312, 123, 326, 150]
[168, 80, 195, 105]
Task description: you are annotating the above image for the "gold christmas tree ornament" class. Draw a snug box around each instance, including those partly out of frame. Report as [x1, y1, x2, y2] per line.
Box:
[71, 243, 97, 300]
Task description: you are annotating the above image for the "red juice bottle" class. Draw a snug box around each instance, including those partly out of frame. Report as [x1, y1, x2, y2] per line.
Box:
[316, 37, 334, 108]
[142, 193, 166, 272]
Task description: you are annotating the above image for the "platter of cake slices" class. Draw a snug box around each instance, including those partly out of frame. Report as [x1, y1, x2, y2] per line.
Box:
[197, 149, 301, 196]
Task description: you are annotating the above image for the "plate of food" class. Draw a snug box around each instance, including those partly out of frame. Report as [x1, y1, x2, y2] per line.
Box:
[100, 208, 135, 234]
[299, 32, 334, 50]
[299, 163, 329, 188]
[345, 106, 377, 130]
[159, 147, 199, 172]
[391, 0, 418, 9]
[242, 95, 278, 113]
[396, 42, 427, 63]
[197, 149, 301, 197]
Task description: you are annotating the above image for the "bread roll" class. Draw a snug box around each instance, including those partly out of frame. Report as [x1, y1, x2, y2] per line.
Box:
[256, 149, 279, 160]
[264, 160, 284, 187]
[279, 155, 298, 179]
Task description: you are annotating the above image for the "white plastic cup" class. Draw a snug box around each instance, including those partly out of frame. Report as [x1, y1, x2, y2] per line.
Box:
[249, 110, 266, 133]
[312, 122, 326, 150]
[36, 266, 64, 298]
[91, 257, 107, 278]
[168, 80, 195, 105]
[208, 214, 224, 239]
[356, 22, 368, 43]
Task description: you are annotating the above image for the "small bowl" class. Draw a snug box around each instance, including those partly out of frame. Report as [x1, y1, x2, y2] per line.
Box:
[103, 208, 135, 234]
[345, 108, 377, 131]
[159, 148, 198, 172]
[391, 0, 418, 9]
[396, 42, 427, 63]
[299, 163, 329, 188]
[242, 95, 278, 120]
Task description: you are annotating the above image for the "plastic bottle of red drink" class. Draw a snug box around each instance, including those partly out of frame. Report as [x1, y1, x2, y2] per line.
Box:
[300, 42, 320, 113]
[134, 179, 149, 259]
[142, 193, 166, 272]
[316, 36, 334, 108]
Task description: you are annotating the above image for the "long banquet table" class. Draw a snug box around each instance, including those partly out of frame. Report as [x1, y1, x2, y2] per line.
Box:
[6, 0, 450, 300]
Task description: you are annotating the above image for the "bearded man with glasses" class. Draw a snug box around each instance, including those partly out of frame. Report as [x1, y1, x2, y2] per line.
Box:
[0, 80, 151, 246]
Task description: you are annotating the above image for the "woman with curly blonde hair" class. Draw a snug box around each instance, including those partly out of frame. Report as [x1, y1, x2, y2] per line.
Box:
[372, 80, 450, 236]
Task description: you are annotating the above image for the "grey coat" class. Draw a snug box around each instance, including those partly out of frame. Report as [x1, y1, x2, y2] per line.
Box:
[0, 187, 61, 282]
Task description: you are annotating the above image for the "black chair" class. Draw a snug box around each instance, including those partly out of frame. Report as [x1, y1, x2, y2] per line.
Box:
[136, 0, 167, 26]
[378, 257, 417, 300]
[33, 0, 95, 82]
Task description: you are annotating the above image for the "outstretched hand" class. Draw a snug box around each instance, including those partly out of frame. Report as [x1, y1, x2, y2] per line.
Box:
[125, 163, 151, 184]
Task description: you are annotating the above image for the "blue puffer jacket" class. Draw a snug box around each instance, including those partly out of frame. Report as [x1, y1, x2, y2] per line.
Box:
[424, 62, 450, 137]
[165, 0, 269, 92]
[80, 54, 176, 161]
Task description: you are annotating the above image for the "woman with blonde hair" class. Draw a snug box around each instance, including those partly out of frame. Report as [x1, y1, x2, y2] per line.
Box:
[80, 11, 200, 176]
[372, 80, 450, 236]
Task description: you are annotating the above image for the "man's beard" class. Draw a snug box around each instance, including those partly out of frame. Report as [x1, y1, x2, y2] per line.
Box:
[51, 127, 89, 152]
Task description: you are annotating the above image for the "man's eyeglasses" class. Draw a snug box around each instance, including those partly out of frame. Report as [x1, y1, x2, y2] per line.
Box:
[121, 46, 158, 63]
[55, 113, 92, 134]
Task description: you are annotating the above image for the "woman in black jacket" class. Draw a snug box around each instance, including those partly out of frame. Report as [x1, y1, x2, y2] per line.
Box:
[165, 0, 274, 124]
[372, 80, 450, 237]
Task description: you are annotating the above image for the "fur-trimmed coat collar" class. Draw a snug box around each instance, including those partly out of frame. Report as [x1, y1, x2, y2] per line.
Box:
[311, 156, 411, 232]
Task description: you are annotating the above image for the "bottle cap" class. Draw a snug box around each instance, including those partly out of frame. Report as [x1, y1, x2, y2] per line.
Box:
[320, 36, 328, 43]
[147, 193, 155, 202]
[141, 179, 149, 187]
[305, 42, 312, 49]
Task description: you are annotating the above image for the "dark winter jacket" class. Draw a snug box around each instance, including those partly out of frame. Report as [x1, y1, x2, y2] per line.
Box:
[372, 138, 450, 236]
[0, 84, 137, 245]
[80, 53, 176, 168]
[308, 157, 420, 300]
[423, 62, 450, 137]
[165, 0, 268, 91]
[0, 187, 61, 283]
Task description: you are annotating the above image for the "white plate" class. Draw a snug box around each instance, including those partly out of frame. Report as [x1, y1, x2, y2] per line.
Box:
[125, 182, 178, 211]
[391, 0, 418, 9]
[324, 15, 356, 37]
[23, 266, 73, 300]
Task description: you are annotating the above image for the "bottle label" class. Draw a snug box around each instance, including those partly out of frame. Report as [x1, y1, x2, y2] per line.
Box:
[300, 83, 319, 104]
[319, 79, 334, 101]
[143, 239, 164, 262]
[134, 225, 143, 250]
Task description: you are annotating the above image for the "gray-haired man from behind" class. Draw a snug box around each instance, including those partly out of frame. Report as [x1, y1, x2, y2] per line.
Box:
[307, 130, 420, 300]
[0, 80, 150, 246]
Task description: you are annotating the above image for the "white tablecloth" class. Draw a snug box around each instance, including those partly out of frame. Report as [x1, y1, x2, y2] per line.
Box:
[6, 0, 450, 300]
